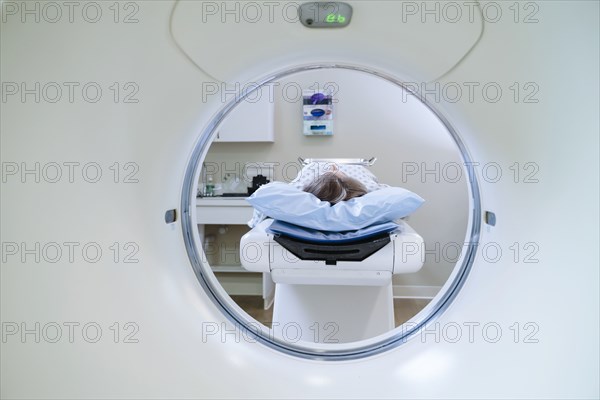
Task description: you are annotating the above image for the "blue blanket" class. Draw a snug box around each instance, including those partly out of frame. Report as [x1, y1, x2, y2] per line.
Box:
[267, 220, 400, 244]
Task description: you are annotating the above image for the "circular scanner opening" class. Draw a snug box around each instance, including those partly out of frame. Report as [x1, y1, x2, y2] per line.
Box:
[181, 64, 481, 360]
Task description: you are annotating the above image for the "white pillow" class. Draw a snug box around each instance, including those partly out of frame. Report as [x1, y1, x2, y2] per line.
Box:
[246, 182, 424, 232]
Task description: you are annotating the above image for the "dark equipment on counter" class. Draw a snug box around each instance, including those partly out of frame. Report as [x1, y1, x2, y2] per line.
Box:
[248, 174, 270, 195]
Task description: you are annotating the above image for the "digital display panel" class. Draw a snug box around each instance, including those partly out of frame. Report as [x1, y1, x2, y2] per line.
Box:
[299, 2, 353, 28]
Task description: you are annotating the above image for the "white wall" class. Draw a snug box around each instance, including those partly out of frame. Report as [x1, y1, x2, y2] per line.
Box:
[205, 69, 469, 289]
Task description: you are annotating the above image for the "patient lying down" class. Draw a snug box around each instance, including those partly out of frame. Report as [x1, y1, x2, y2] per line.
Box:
[246, 162, 424, 232]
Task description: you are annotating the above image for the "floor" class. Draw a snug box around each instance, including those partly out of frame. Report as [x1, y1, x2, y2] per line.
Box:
[230, 295, 431, 328]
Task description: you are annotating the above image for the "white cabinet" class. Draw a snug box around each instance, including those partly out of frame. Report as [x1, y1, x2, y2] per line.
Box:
[196, 198, 274, 309]
[215, 85, 274, 142]
[196, 198, 254, 224]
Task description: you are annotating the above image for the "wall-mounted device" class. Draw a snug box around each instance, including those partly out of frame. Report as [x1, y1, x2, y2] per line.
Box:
[303, 90, 334, 136]
[299, 2, 353, 28]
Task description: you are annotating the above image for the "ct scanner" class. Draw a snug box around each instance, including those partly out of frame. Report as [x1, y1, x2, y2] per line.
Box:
[1, 1, 599, 398]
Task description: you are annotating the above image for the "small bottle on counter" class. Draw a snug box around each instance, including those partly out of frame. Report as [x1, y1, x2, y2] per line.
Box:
[205, 175, 215, 196]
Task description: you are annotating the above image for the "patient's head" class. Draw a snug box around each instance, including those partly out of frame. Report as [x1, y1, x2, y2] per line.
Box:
[303, 171, 367, 205]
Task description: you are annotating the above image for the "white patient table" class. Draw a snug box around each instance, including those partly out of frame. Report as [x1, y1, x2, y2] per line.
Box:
[240, 219, 424, 344]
